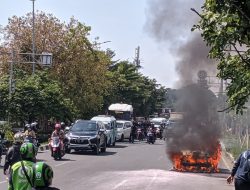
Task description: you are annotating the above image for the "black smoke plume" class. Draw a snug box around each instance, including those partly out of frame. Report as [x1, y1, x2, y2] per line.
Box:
[145, 0, 221, 155]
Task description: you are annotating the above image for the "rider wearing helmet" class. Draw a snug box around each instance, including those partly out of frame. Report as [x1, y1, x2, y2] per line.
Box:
[8, 142, 36, 190]
[3, 132, 23, 175]
[60, 122, 66, 130]
[52, 123, 64, 139]
[24, 124, 36, 139]
[34, 162, 59, 190]
[51, 123, 65, 154]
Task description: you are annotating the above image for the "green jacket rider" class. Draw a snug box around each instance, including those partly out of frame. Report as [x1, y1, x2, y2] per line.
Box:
[8, 142, 36, 190]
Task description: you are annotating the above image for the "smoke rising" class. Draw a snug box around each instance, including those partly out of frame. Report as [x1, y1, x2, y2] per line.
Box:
[145, 0, 217, 87]
[145, 0, 221, 157]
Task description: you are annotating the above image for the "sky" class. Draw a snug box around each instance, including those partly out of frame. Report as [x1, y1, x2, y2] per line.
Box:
[0, 0, 199, 88]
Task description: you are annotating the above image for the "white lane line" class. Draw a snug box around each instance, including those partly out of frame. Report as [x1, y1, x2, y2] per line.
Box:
[0, 180, 7, 184]
[145, 170, 158, 190]
[55, 162, 68, 167]
[112, 180, 127, 190]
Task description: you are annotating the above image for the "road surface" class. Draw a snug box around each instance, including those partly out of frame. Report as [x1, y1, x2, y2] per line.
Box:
[0, 140, 234, 190]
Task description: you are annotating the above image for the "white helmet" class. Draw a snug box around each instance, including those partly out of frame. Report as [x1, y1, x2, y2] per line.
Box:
[14, 132, 24, 143]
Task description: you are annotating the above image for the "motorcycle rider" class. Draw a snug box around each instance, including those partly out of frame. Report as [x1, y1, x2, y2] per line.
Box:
[8, 142, 37, 190]
[3, 132, 23, 175]
[34, 162, 60, 190]
[24, 124, 36, 140]
[51, 123, 65, 154]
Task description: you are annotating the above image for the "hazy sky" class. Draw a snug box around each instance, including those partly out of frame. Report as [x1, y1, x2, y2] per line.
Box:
[0, 0, 203, 88]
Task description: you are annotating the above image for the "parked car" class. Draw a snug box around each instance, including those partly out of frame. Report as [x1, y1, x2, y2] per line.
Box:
[91, 115, 117, 147]
[116, 120, 132, 142]
[65, 120, 107, 155]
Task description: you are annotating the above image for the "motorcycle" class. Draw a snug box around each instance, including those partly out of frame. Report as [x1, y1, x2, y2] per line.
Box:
[137, 128, 144, 141]
[155, 127, 163, 139]
[49, 136, 65, 160]
[147, 130, 155, 144]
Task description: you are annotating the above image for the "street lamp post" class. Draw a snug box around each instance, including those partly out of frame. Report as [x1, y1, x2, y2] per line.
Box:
[31, 0, 36, 74]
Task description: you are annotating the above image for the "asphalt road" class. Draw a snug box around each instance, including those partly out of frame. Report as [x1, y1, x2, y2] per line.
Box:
[0, 140, 234, 190]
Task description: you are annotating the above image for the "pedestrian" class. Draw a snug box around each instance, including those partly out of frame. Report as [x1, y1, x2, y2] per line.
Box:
[227, 149, 250, 190]
[8, 142, 37, 190]
[3, 133, 23, 175]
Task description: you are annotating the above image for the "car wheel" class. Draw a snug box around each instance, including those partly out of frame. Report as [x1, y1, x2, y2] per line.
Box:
[65, 148, 71, 154]
[121, 135, 124, 142]
[107, 139, 111, 147]
[94, 143, 100, 155]
[112, 138, 116, 146]
[101, 141, 106, 153]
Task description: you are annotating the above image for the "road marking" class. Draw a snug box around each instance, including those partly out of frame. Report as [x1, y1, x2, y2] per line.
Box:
[112, 180, 127, 189]
[145, 170, 158, 190]
[55, 162, 68, 167]
[0, 180, 7, 184]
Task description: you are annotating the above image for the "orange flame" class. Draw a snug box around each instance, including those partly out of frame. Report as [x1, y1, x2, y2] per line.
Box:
[170, 142, 222, 173]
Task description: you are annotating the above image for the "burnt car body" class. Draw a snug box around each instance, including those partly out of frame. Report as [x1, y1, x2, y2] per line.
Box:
[65, 120, 107, 155]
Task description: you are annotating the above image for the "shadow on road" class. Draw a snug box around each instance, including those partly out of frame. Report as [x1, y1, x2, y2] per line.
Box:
[109, 144, 128, 148]
[71, 150, 117, 156]
[170, 167, 231, 179]
[55, 158, 76, 161]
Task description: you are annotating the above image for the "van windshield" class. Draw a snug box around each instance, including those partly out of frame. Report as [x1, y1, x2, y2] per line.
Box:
[116, 123, 123, 128]
[103, 122, 111, 130]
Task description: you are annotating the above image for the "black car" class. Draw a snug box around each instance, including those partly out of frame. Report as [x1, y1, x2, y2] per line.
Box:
[65, 120, 107, 155]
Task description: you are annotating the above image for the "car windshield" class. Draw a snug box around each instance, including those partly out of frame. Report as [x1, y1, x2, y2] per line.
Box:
[71, 122, 97, 132]
[117, 123, 124, 128]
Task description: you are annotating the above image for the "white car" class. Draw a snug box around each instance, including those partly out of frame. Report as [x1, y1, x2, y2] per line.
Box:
[116, 120, 132, 142]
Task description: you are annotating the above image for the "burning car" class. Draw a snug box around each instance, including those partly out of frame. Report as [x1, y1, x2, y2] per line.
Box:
[170, 142, 222, 173]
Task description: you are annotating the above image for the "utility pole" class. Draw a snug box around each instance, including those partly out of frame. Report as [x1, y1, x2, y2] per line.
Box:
[133, 46, 141, 68]
[31, 0, 36, 74]
[8, 49, 14, 125]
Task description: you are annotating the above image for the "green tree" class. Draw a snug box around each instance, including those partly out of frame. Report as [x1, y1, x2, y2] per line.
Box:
[0, 12, 112, 118]
[0, 71, 76, 125]
[193, 0, 250, 114]
[105, 61, 166, 116]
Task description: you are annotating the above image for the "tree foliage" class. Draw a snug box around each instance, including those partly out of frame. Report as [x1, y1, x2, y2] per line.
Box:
[105, 61, 167, 116]
[0, 71, 76, 124]
[193, 0, 250, 114]
[0, 12, 167, 125]
[0, 12, 112, 118]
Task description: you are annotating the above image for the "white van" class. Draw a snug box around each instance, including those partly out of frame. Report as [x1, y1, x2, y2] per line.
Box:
[91, 115, 117, 146]
[116, 120, 132, 141]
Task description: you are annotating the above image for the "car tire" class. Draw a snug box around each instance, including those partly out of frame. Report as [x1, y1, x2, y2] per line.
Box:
[94, 143, 100, 155]
[107, 139, 111, 147]
[101, 141, 106, 153]
[65, 148, 71, 154]
[112, 138, 116, 146]
[121, 135, 124, 142]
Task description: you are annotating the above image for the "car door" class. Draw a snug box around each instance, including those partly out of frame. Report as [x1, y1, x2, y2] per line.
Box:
[125, 122, 131, 138]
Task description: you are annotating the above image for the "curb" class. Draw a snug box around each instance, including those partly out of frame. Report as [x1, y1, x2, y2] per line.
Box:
[39, 144, 49, 151]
